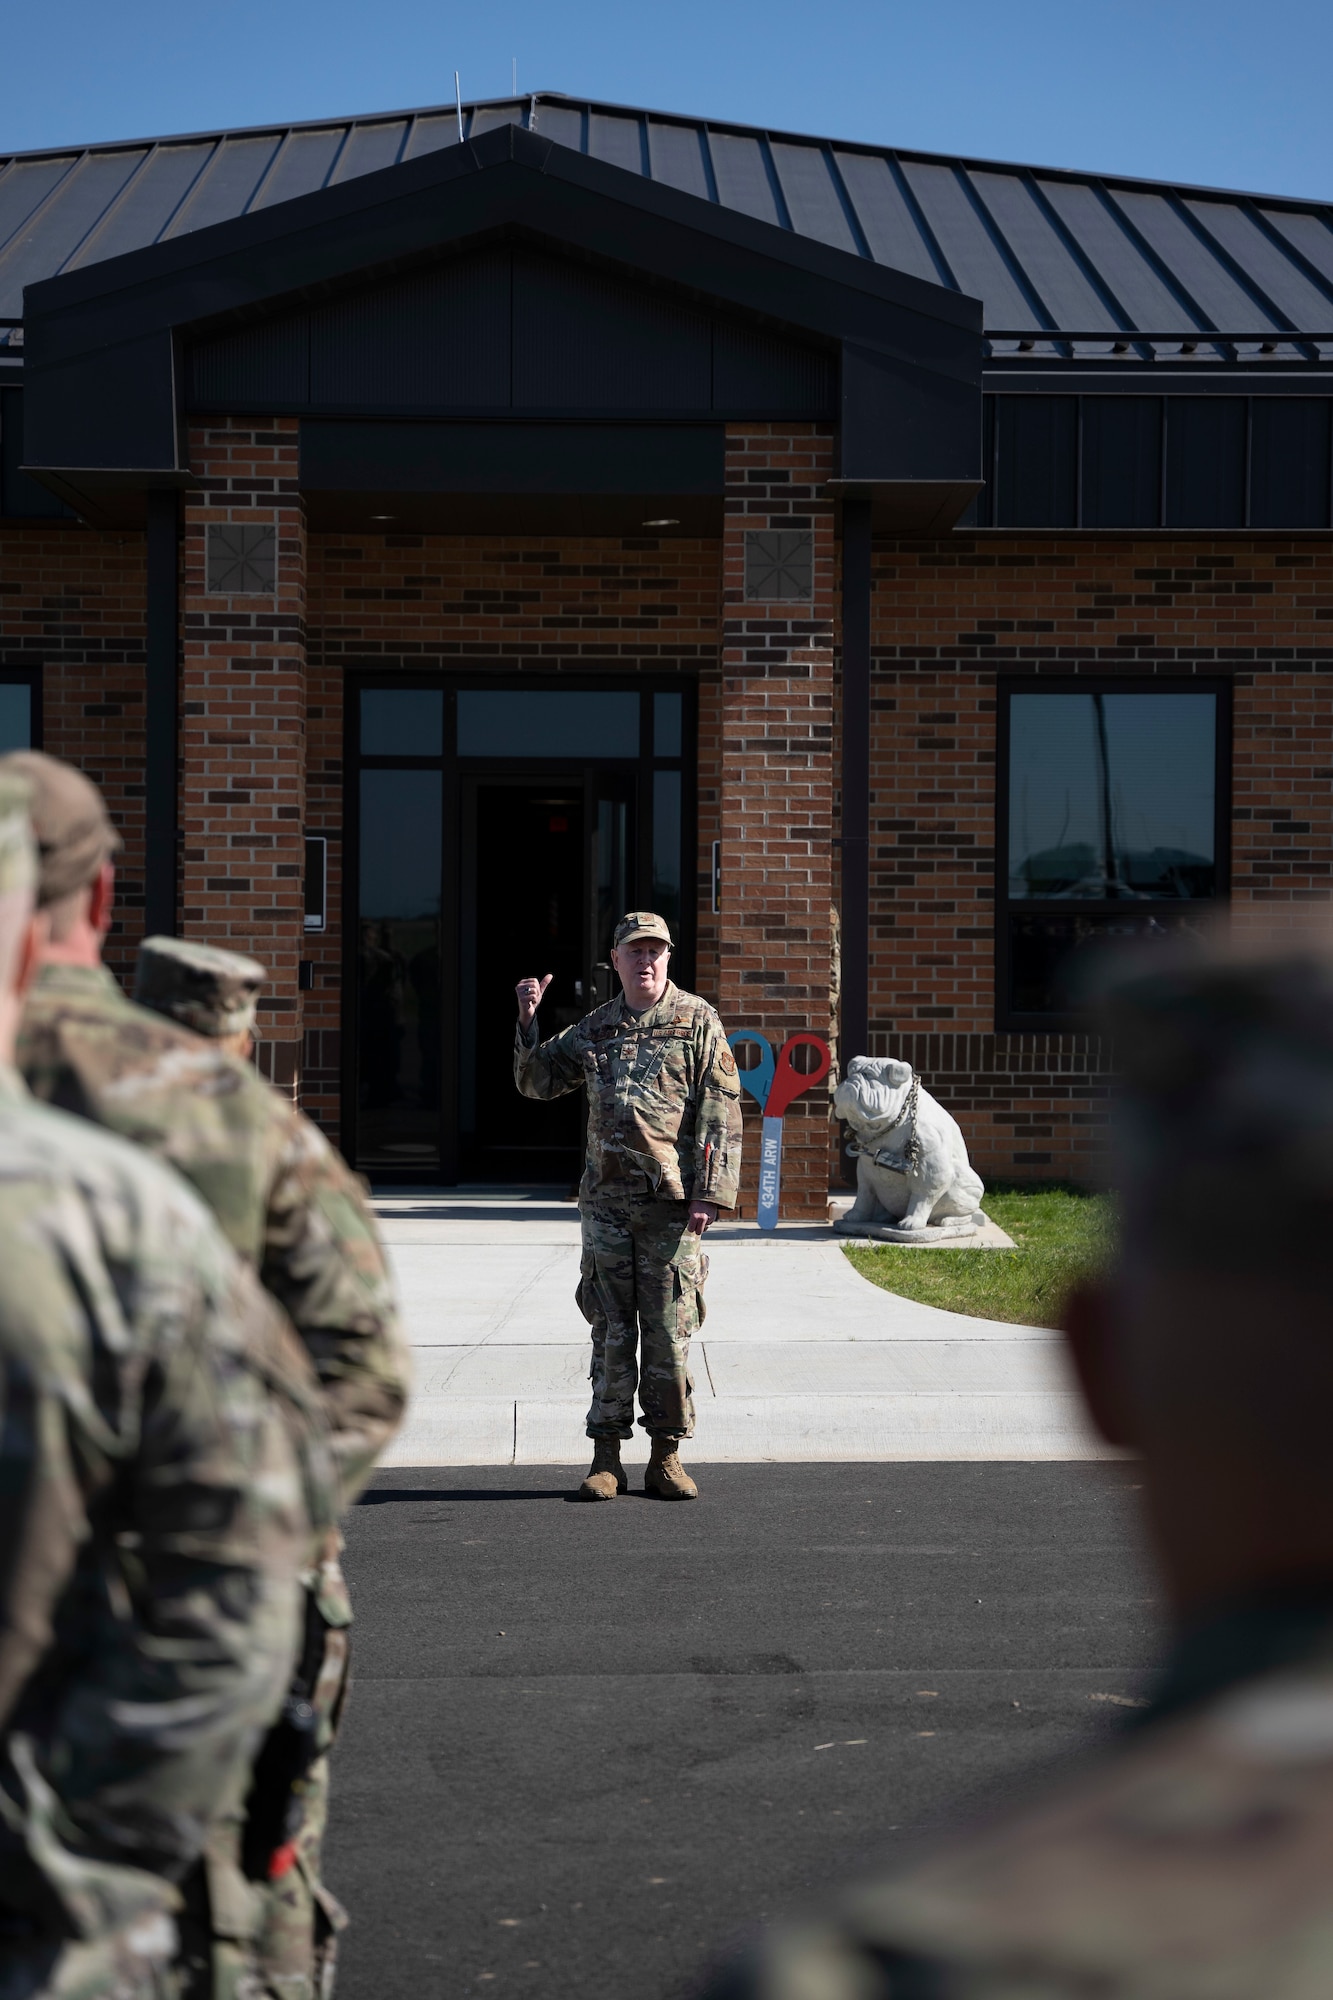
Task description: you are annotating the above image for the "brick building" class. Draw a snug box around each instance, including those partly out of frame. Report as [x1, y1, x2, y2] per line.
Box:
[1, 96, 1331, 1215]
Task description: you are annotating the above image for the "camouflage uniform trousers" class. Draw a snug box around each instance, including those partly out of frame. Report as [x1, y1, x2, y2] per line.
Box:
[0, 1911, 178, 2000]
[578, 1191, 708, 1440]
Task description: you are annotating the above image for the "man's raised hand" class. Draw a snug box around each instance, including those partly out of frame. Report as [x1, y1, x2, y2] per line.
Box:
[517, 974, 554, 1030]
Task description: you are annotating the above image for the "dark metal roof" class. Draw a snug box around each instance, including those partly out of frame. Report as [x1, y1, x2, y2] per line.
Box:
[3, 91, 1333, 359]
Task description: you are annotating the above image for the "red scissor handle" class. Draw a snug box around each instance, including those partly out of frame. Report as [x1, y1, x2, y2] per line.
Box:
[765, 1033, 832, 1120]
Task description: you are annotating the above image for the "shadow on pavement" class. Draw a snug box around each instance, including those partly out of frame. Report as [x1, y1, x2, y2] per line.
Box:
[357, 1487, 572, 1504]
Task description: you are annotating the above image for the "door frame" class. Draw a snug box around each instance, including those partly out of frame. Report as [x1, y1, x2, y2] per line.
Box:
[342, 670, 697, 1182]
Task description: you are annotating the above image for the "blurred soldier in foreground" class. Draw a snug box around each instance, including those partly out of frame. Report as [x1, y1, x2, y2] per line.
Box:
[3, 753, 410, 2000]
[701, 925, 1333, 1997]
[0, 771, 330, 1999]
[516, 912, 742, 1502]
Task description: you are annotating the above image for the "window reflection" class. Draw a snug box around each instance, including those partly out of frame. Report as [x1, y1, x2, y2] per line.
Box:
[458, 690, 639, 758]
[654, 691, 683, 758]
[652, 770, 682, 936]
[0, 684, 31, 752]
[358, 769, 442, 1167]
[1009, 693, 1216, 901]
[361, 688, 443, 757]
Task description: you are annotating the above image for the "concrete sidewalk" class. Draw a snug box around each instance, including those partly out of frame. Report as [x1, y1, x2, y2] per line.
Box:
[376, 1192, 1113, 1464]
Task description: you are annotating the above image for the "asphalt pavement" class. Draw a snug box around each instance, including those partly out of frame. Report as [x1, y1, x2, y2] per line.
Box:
[328, 1460, 1159, 2000]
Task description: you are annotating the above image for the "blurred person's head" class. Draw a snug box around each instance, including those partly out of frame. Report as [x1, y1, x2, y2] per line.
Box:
[1064, 920, 1333, 1617]
[0, 751, 120, 967]
[0, 770, 45, 1057]
[134, 936, 266, 1059]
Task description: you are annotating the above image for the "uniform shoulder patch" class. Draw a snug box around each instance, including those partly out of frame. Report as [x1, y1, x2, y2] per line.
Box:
[719, 1049, 737, 1075]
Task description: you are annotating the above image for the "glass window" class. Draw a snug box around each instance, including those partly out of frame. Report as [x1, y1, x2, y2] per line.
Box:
[361, 687, 443, 757]
[0, 683, 32, 752]
[654, 691, 683, 758]
[1003, 688, 1222, 1021]
[458, 689, 639, 758]
[652, 770, 682, 936]
[357, 769, 443, 1167]
[1008, 692, 1216, 901]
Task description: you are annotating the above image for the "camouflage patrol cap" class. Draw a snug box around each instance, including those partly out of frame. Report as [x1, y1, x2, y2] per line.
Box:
[0, 751, 121, 906]
[135, 935, 267, 1038]
[613, 911, 673, 949]
[1101, 924, 1333, 1272]
[0, 770, 36, 899]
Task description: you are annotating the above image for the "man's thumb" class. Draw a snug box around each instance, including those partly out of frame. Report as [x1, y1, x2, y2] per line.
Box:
[539, 974, 554, 995]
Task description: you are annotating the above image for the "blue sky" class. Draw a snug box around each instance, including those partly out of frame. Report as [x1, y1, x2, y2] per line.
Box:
[5, 0, 1331, 201]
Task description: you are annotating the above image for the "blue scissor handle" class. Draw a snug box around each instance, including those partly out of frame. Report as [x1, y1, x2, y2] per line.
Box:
[727, 1029, 775, 1114]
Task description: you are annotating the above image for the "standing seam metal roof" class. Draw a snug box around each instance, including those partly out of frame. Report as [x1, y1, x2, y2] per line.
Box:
[2, 92, 1332, 358]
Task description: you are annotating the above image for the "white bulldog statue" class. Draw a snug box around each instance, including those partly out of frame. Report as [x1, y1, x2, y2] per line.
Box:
[832, 1056, 986, 1241]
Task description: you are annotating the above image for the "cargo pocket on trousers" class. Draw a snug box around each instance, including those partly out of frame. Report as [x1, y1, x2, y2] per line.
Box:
[672, 1247, 708, 1338]
[576, 1246, 597, 1325]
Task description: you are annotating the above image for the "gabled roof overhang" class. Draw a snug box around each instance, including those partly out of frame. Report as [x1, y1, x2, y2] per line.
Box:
[20, 124, 983, 530]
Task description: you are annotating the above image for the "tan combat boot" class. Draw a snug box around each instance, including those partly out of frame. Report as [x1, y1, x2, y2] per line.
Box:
[577, 1437, 628, 1501]
[645, 1437, 699, 1501]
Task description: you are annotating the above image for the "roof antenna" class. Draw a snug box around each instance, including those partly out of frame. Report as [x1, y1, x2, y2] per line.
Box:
[455, 72, 464, 143]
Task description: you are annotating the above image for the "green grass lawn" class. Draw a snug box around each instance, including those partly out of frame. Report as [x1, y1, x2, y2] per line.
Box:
[842, 1186, 1115, 1328]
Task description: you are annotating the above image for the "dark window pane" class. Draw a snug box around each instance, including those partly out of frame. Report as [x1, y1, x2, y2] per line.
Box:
[651, 770, 682, 936]
[1250, 399, 1332, 529]
[1164, 398, 1246, 527]
[361, 687, 443, 757]
[654, 691, 683, 758]
[0, 684, 32, 752]
[1008, 909, 1209, 1017]
[458, 689, 639, 757]
[995, 397, 1077, 528]
[1081, 397, 1162, 528]
[1008, 692, 1216, 900]
[357, 768, 442, 1168]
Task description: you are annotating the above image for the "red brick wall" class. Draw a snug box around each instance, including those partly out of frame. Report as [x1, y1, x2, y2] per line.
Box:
[302, 530, 723, 1142]
[0, 523, 148, 984]
[719, 423, 837, 1220]
[182, 420, 306, 1088]
[870, 534, 1333, 1180]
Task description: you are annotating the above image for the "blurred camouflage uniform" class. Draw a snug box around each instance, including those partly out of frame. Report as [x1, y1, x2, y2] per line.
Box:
[0, 773, 330, 2000]
[3, 756, 409, 2000]
[698, 933, 1333, 2000]
[515, 914, 742, 1442]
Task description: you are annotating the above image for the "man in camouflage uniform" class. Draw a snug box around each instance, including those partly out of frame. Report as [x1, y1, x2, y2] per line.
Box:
[516, 912, 742, 1502]
[1, 753, 410, 2000]
[699, 925, 1333, 1999]
[0, 770, 332, 2000]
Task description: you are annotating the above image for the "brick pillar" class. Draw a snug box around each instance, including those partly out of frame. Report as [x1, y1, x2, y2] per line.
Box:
[181, 418, 306, 1096]
[718, 424, 836, 1221]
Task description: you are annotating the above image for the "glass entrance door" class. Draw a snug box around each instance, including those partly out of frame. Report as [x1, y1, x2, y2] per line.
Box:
[458, 773, 640, 1184]
[348, 678, 690, 1181]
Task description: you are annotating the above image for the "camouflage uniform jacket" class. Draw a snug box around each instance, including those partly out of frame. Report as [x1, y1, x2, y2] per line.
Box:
[18, 962, 410, 1526]
[710, 1607, 1333, 1999]
[0, 1067, 330, 1942]
[515, 982, 743, 1208]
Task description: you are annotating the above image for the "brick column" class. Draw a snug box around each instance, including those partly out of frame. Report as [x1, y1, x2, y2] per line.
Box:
[718, 423, 836, 1221]
[181, 418, 306, 1095]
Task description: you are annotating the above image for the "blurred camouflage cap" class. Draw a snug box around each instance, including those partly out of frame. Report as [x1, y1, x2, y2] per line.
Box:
[135, 935, 267, 1038]
[0, 751, 121, 906]
[0, 770, 36, 900]
[1101, 925, 1333, 1270]
[613, 911, 673, 949]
